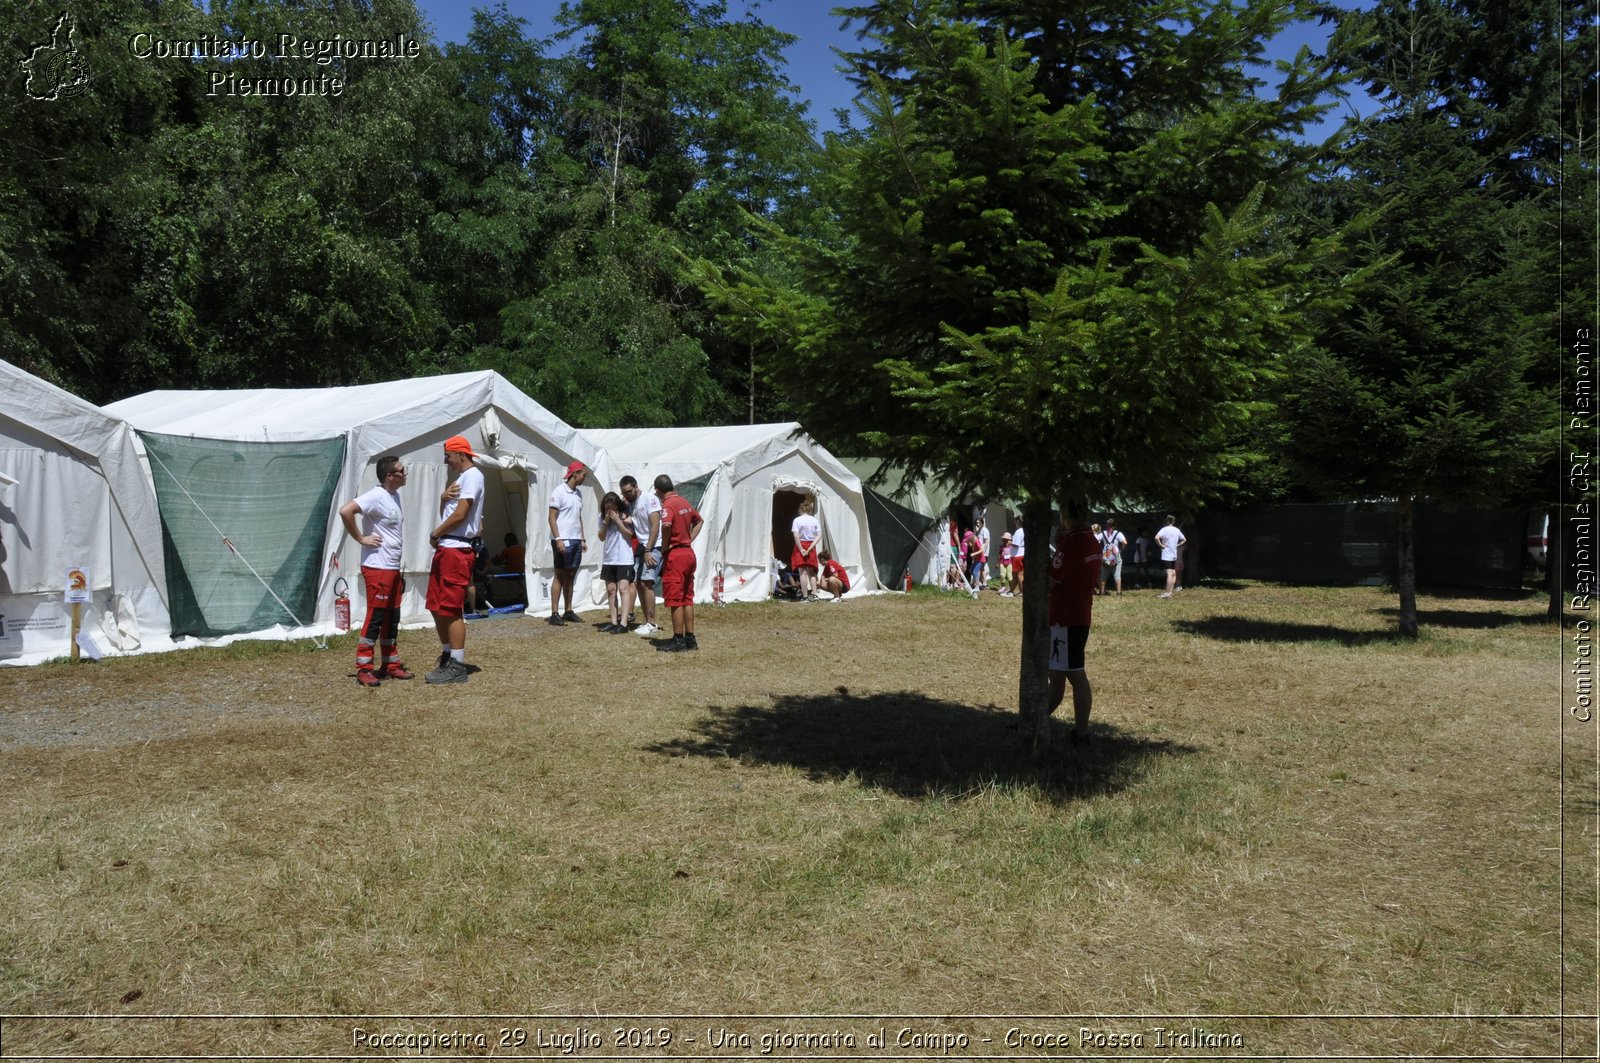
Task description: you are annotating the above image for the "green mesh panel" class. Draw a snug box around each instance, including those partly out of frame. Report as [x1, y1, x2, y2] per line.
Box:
[141, 431, 346, 637]
[864, 487, 936, 588]
[676, 471, 712, 511]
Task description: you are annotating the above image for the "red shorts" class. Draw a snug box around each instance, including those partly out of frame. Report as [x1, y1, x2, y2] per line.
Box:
[791, 541, 818, 572]
[425, 547, 473, 617]
[1011, 556, 1025, 572]
[661, 548, 697, 608]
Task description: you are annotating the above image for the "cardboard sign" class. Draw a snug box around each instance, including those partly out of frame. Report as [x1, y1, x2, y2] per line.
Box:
[64, 567, 92, 604]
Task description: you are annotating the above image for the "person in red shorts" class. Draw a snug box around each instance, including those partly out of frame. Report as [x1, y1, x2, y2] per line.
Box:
[337, 455, 413, 686]
[1048, 501, 1101, 743]
[818, 549, 850, 603]
[652, 474, 704, 652]
[424, 435, 485, 684]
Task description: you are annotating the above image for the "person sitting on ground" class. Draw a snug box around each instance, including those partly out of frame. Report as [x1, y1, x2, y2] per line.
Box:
[818, 549, 850, 603]
[773, 562, 802, 601]
[491, 532, 525, 574]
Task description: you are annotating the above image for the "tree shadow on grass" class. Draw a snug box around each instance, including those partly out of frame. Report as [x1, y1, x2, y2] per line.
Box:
[1170, 616, 1408, 646]
[645, 689, 1196, 804]
[1372, 607, 1551, 629]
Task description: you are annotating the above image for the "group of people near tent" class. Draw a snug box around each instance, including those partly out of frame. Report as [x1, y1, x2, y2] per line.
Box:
[339, 435, 713, 686]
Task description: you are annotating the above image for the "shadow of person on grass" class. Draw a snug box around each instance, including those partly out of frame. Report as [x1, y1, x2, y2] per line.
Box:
[646, 688, 1195, 805]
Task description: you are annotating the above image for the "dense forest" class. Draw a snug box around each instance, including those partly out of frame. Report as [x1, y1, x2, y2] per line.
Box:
[4, 0, 1592, 604]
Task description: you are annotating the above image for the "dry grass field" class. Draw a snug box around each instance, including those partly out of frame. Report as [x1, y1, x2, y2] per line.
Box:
[0, 581, 1589, 1060]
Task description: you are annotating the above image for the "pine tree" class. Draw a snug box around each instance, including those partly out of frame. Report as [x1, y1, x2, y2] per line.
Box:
[1284, 0, 1576, 636]
[695, 0, 1349, 749]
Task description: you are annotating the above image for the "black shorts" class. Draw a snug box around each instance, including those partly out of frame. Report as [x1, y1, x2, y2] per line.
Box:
[601, 563, 633, 584]
[1048, 624, 1090, 672]
[1161, 559, 1177, 570]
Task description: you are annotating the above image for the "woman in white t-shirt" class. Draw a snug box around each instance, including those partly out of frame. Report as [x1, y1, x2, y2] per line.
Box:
[597, 491, 636, 633]
[790, 498, 822, 601]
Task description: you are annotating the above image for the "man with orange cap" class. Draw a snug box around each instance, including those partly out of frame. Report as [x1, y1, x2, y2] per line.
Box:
[424, 435, 485, 684]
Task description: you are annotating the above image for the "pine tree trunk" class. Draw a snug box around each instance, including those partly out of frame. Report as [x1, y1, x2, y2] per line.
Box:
[1397, 495, 1419, 638]
[1017, 497, 1053, 757]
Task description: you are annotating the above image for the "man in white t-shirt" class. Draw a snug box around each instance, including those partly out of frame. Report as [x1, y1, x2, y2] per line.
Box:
[424, 436, 485, 683]
[338, 455, 412, 687]
[621, 474, 662, 635]
[1155, 514, 1187, 599]
[547, 461, 587, 625]
[1098, 516, 1128, 596]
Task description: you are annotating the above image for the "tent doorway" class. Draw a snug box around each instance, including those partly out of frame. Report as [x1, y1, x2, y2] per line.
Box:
[771, 488, 811, 566]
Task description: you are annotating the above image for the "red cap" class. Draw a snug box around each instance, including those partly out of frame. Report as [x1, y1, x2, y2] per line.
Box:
[566, 460, 585, 478]
[444, 435, 475, 457]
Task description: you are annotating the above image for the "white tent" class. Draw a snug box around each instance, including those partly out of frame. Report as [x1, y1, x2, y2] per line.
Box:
[0, 360, 173, 665]
[106, 372, 610, 641]
[584, 423, 880, 603]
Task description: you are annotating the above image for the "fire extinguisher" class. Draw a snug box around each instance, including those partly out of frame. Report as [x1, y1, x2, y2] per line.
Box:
[713, 566, 726, 605]
[333, 577, 352, 633]
[903, 567, 913, 593]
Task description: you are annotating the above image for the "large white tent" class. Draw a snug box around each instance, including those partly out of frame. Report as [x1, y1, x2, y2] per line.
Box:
[106, 371, 609, 640]
[584, 423, 880, 603]
[0, 360, 173, 665]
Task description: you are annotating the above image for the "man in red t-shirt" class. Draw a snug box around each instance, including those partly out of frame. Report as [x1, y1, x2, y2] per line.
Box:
[1048, 501, 1101, 742]
[652, 474, 704, 652]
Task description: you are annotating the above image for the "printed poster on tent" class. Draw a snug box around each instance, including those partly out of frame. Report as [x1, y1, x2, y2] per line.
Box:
[64, 567, 92, 604]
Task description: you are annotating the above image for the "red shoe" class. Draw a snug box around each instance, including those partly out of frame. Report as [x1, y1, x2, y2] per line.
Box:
[356, 669, 381, 688]
[380, 662, 415, 680]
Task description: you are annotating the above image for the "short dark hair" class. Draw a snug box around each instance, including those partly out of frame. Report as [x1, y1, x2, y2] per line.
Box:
[619, 475, 638, 489]
[376, 455, 401, 483]
[654, 474, 674, 494]
[504, 532, 518, 546]
[1166, 514, 1177, 524]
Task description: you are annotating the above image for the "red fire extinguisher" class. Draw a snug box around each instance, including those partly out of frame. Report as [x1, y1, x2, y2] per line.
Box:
[333, 577, 351, 632]
[713, 566, 726, 605]
[903, 567, 913, 593]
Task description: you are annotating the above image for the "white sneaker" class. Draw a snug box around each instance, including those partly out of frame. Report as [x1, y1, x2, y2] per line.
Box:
[635, 623, 658, 636]
[1158, 592, 1172, 599]
[830, 596, 843, 604]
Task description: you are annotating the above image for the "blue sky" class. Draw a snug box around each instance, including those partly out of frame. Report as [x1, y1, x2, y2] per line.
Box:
[415, 0, 1376, 137]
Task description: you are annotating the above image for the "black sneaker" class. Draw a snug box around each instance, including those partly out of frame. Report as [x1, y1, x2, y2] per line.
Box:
[654, 636, 686, 652]
[547, 614, 565, 626]
[562, 610, 582, 623]
[425, 658, 470, 684]
[683, 635, 699, 651]
[609, 624, 630, 635]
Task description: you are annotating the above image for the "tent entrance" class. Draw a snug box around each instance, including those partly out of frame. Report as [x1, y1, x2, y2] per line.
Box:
[771, 487, 813, 564]
[475, 464, 530, 610]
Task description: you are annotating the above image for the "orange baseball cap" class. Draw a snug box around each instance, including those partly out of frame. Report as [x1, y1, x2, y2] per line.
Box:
[444, 435, 475, 457]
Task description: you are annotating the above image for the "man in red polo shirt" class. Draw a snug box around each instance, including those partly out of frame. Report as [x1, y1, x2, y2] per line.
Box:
[652, 474, 704, 652]
[1048, 500, 1101, 742]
